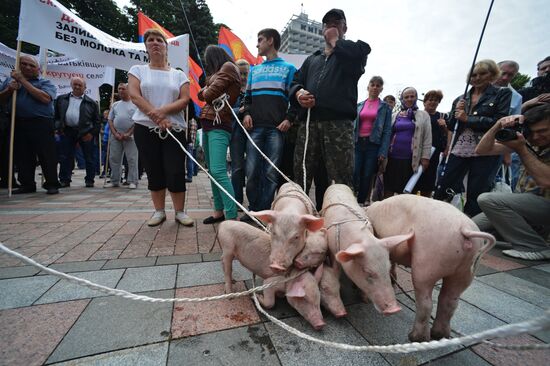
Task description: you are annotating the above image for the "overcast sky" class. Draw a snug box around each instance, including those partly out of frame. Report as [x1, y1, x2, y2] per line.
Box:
[117, 0, 549, 111]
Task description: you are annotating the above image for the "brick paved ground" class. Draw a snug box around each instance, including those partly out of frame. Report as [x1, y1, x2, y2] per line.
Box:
[0, 170, 548, 365]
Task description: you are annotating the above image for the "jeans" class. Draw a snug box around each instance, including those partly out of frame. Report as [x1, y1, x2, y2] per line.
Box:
[434, 154, 500, 217]
[246, 127, 284, 211]
[204, 129, 237, 219]
[230, 123, 247, 204]
[353, 138, 379, 204]
[59, 127, 96, 184]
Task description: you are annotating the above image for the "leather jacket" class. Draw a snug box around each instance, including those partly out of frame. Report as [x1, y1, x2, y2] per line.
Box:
[198, 62, 241, 133]
[55, 93, 100, 137]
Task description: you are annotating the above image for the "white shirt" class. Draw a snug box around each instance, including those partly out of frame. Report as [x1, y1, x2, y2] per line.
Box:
[128, 65, 189, 128]
[65, 93, 83, 127]
[109, 100, 137, 133]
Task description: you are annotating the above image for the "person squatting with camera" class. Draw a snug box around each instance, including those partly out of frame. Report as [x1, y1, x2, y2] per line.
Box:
[472, 104, 550, 261]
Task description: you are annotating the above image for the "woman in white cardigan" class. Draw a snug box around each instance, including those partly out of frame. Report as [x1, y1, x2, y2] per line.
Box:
[383, 87, 432, 198]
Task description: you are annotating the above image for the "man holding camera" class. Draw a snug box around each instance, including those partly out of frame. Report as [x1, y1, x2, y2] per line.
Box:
[473, 104, 550, 260]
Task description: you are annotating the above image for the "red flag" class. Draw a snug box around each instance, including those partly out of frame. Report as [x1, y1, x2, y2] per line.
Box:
[218, 26, 263, 65]
[137, 12, 204, 108]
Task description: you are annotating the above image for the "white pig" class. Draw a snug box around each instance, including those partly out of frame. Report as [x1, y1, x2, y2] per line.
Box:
[322, 184, 413, 316]
[251, 182, 324, 273]
[319, 265, 347, 318]
[366, 195, 495, 341]
[259, 265, 326, 330]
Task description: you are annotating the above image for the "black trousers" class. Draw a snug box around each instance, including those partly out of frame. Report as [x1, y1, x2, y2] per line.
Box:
[14, 117, 59, 189]
[133, 124, 187, 192]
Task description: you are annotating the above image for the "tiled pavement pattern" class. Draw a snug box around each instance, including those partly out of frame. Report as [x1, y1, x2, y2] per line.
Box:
[0, 170, 548, 365]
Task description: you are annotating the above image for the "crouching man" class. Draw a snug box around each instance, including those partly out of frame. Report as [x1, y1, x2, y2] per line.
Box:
[473, 104, 550, 260]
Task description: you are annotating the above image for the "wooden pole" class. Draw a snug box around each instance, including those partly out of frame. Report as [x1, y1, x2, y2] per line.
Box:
[40, 49, 48, 188]
[8, 40, 22, 197]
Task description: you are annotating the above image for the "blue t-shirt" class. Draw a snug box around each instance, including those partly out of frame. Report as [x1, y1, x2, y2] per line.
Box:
[0, 77, 56, 118]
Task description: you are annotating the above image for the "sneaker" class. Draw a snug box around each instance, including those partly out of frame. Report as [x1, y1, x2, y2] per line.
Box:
[502, 249, 550, 261]
[175, 211, 194, 226]
[85, 182, 94, 188]
[103, 182, 119, 188]
[147, 210, 166, 227]
[128, 183, 137, 189]
[46, 188, 59, 195]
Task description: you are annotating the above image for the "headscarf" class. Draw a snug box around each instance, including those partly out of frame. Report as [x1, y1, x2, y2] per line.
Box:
[399, 87, 418, 121]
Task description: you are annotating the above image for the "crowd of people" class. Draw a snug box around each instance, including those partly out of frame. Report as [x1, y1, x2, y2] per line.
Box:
[0, 8, 548, 260]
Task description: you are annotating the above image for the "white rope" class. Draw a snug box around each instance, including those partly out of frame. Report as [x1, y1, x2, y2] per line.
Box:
[0, 242, 307, 302]
[157, 129, 268, 231]
[148, 125, 184, 140]
[302, 108, 311, 190]
[251, 275, 550, 353]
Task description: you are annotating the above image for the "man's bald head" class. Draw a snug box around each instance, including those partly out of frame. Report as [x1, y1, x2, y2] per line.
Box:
[70, 77, 86, 97]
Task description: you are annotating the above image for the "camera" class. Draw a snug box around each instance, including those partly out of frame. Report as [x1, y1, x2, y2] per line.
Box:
[495, 119, 530, 142]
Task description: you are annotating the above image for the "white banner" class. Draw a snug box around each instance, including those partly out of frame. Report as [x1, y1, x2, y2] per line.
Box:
[0, 42, 113, 101]
[18, 0, 189, 73]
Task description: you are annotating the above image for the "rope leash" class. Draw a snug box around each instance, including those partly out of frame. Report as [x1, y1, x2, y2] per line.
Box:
[302, 108, 311, 190]
[0, 242, 306, 302]
[251, 275, 550, 353]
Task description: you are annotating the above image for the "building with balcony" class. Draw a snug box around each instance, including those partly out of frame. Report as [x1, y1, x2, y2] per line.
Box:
[280, 12, 324, 54]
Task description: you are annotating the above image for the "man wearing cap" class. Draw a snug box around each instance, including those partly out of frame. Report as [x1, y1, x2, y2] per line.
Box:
[290, 8, 371, 201]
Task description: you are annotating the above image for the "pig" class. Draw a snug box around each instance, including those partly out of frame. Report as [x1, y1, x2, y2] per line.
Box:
[251, 182, 324, 273]
[293, 229, 328, 270]
[366, 195, 496, 342]
[259, 265, 326, 330]
[219, 220, 328, 293]
[322, 184, 413, 316]
[319, 265, 347, 318]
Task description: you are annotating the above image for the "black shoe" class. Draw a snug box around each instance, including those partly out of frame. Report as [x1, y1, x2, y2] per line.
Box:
[239, 214, 255, 224]
[203, 215, 225, 224]
[12, 187, 36, 194]
[185, 178, 193, 183]
[59, 181, 70, 188]
[85, 182, 94, 188]
[46, 188, 59, 195]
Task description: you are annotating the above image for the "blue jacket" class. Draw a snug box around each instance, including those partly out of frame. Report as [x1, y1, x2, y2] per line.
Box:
[244, 57, 296, 128]
[353, 99, 392, 158]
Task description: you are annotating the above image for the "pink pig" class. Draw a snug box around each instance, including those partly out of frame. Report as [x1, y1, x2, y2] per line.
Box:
[366, 195, 495, 342]
[251, 182, 324, 273]
[322, 185, 412, 316]
[218, 220, 328, 293]
[319, 265, 347, 318]
[259, 265, 326, 330]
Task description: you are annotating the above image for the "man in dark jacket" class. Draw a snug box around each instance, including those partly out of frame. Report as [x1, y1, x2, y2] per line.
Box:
[55, 77, 100, 187]
[290, 8, 371, 199]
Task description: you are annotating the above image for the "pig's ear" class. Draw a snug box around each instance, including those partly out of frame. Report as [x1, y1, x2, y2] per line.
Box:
[380, 230, 414, 249]
[301, 215, 324, 232]
[335, 243, 364, 263]
[286, 283, 306, 298]
[250, 210, 277, 223]
[313, 264, 324, 283]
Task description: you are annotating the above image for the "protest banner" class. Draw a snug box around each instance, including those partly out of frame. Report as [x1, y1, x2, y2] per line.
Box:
[0, 43, 114, 101]
[18, 0, 189, 73]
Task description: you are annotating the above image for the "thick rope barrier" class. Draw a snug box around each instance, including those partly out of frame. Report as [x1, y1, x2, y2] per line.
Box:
[0, 242, 304, 302]
[251, 275, 550, 353]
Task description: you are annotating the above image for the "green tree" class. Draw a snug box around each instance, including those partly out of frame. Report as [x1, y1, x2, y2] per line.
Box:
[511, 72, 531, 90]
[128, 0, 217, 66]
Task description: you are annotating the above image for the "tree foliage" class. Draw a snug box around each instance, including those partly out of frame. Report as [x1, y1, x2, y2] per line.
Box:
[128, 0, 218, 65]
[511, 72, 531, 91]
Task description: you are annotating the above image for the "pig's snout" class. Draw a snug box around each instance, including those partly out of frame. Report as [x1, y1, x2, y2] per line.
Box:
[382, 303, 402, 316]
[335, 311, 347, 318]
[293, 259, 305, 269]
[313, 321, 326, 330]
[269, 263, 286, 273]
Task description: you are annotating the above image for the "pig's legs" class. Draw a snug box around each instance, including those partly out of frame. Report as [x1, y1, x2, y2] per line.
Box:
[258, 286, 276, 309]
[221, 253, 234, 293]
[409, 283, 435, 342]
[431, 273, 473, 339]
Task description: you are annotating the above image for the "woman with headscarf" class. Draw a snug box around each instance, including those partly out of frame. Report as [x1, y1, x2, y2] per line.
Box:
[434, 59, 511, 216]
[383, 87, 432, 198]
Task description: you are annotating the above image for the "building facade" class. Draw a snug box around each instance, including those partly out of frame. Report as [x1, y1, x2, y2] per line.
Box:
[280, 12, 324, 54]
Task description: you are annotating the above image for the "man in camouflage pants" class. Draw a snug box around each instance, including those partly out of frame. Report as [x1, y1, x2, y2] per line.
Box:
[290, 9, 370, 200]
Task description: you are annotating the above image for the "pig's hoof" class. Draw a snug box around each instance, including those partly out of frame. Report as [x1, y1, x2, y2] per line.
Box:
[408, 330, 430, 343]
[430, 327, 450, 340]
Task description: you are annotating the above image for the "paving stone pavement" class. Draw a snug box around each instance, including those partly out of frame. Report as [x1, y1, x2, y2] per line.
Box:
[0, 170, 548, 365]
